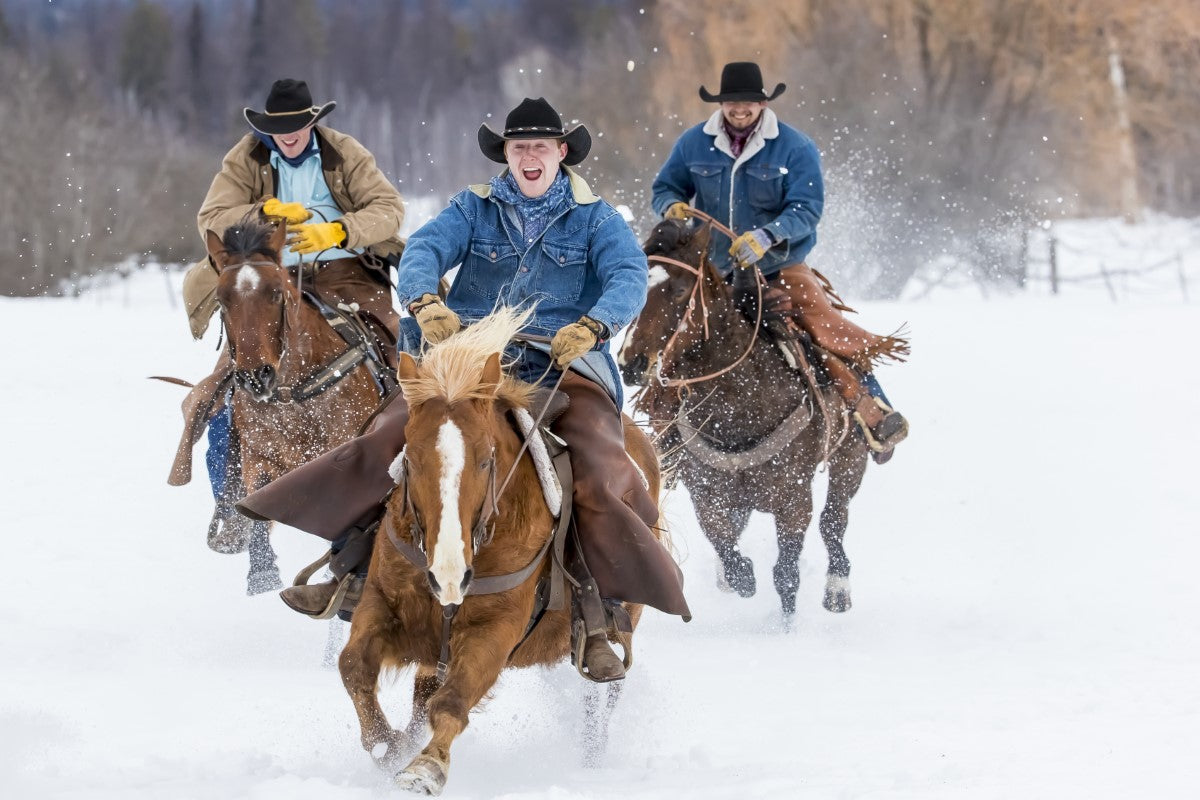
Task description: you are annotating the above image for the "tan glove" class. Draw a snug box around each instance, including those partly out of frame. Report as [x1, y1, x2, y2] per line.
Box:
[729, 228, 773, 268]
[287, 221, 347, 254]
[410, 293, 462, 344]
[262, 197, 312, 225]
[664, 201, 690, 221]
[550, 316, 605, 368]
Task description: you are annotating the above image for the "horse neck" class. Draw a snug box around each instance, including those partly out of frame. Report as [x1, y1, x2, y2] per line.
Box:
[480, 404, 554, 570]
[674, 275, 810, 442]
[277, 287, 349, 379]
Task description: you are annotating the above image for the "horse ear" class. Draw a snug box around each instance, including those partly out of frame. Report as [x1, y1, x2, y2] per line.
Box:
[479, 352, 502, 396]
[691, 223, 713, 257]
[267, 220, 287, 257]
[397, 351, 419, 382]
[205, 230, 228, 270]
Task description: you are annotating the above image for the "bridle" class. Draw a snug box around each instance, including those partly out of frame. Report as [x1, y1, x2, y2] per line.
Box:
[219, 255, 395, 404]
[644, 214, 766, 388]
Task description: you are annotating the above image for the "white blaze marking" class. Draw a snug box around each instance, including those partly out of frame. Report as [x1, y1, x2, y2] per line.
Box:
[430, 421, 467, 605]
[235, 265, 261, 294]
[647, 266, 670, 288]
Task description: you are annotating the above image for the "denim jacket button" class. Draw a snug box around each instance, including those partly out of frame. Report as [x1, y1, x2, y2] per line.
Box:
[520, 267, 529, 273]
[490, 250, 497, 259]
[559, 256, 566, 263]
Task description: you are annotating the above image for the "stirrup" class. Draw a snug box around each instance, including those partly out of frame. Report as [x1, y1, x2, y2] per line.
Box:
[571, 619, 633, 683]
[288, 551, 355, 620]
[853, 397, 909, 454]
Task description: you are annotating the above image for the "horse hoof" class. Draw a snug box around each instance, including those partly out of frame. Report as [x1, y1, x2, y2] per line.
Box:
[726, 558, 756, 598]
[246, 568, 283, 596]
[370, 731, 417, 775]
[207, 511, 251, 554]
[823, 575, 851, 612]
[395, 754, 447, 795]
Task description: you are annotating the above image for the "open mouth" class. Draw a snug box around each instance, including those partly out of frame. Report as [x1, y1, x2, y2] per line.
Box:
[280, 135, 301, 148]
[521, 167, 543, 182]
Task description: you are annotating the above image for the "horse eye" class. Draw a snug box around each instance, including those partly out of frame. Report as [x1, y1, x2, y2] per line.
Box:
[271, 288, 283, 303]
[479, 457, 494, 471]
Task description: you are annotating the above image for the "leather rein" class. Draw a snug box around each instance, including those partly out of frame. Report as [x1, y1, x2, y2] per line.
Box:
[646, 211, 766, 388]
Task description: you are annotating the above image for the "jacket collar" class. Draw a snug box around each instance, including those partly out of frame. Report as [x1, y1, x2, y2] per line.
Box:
[703, 108, 779, 167]
[248, 126, 343, 170]
[469, 166, 599, 205]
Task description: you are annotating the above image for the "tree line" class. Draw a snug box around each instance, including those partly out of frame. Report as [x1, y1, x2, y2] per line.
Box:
[1, 0, 1197, 298]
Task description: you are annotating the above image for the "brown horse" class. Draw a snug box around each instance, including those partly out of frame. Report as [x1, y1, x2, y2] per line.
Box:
[338, 308, 660, 795]
[203, 218, 392, 593]
[619, 218, 870, 617]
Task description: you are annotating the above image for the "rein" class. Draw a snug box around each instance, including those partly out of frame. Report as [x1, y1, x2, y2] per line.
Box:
[646, 222, 766, 388]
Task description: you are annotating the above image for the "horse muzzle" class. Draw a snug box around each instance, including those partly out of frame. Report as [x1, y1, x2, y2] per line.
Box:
[620, 353, 650, 386]
[234, 364, 277, 402]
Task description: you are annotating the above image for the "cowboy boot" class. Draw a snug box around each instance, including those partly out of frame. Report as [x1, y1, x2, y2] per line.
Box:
[571, 576, 627, 683]
[852, 394, 909, 458]
[280, 522, 378, 618]
[280, 573, 365, 618]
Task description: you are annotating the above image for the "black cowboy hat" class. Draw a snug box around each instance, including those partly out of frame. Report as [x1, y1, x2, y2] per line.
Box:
[699, 62, 786, 103]
[477, 97, 592, 166]
[243, 79, 336, 136]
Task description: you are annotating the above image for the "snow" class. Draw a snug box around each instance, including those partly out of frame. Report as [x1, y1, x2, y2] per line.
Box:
[3, 222, 1199, 798]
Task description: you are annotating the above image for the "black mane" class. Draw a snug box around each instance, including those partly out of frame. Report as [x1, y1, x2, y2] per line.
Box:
[221, 214, 279, 259]
[642, 218, 692, 257]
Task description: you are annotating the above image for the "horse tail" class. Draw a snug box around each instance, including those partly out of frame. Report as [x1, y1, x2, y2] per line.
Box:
[148, 375, 195, 388]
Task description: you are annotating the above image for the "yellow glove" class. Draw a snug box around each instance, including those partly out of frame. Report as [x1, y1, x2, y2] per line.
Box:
[410, 293, 462, 344]
[550, 316, 605, 368]
[287, 222, 347, 254]
[664, 201, 690, 221]
[261, 197, 312, 225]
[728, 228, 773, 268]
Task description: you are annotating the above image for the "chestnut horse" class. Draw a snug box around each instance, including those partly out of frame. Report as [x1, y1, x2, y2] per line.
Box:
[619, 218, 869, 617]
[204, 218, 393, 593]
[338, 308, 661, 795]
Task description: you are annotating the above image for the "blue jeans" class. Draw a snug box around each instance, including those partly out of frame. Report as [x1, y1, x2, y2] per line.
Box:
[205, 402, 233, 502]
[862, 372, 893, 408]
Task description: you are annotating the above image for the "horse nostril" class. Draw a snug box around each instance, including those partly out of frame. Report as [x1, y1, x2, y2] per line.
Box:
[460, 568, 473, 592]
[426, 571, 441, 595]
[255, 364, 276, 389]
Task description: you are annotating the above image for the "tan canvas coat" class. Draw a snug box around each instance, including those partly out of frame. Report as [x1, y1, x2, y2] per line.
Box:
[184, 126, 405, 338]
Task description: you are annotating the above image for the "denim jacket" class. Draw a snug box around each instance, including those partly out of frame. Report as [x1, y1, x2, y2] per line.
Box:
[651, 108, 824, 276]
[396, 167, 648, 403]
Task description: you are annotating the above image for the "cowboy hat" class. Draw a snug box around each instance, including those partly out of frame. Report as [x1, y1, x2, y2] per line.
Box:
[699, 62, 786, 103]
[244, 79, 336, 136]
[477, 97, 591, 166]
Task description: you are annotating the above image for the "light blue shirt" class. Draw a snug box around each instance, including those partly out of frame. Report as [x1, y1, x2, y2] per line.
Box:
[270, 138, 359, 266]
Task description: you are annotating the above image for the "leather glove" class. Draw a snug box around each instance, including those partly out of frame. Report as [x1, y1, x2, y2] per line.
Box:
[410, 293, 462, 344]
[261, 197, 312, 225]
[287, 221, 347, 254]
[664, 201, 690, 221]
[729, 228, 774, 268]
[550, 316, 606, 368]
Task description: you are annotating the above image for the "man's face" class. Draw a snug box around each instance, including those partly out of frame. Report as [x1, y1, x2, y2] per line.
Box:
[505, 138, 568, 198]
[720, 101, 767, 132]
[272, 124, 314, 159]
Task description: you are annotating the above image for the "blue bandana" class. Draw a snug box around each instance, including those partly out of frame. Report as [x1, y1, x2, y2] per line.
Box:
[255, 130, 320, 168]
[489, 168, 572, 248]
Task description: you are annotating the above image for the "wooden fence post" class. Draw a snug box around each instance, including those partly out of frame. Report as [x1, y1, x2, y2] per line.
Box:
[1049, 235, 1059, 295]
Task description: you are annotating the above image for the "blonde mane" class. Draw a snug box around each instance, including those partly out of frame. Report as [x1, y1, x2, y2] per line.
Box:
[401, 307, 539, 408]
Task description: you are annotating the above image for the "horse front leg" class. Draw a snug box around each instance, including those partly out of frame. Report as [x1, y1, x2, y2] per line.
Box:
[395, 616, 525, 795]
[241, 461, 282, 595]
[694, 497, 755, 597]
[819, 443, 869, 612]
[772, 478, 815, 619]
[339, 593, 417, 774]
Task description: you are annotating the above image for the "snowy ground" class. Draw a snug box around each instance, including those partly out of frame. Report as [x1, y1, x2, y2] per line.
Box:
[3, 253, 1199, 799]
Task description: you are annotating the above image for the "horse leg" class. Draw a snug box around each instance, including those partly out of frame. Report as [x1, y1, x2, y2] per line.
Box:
[321, 617, 345, 669]
[772, 479, 816, 618]
[819, 444, 869, 612]
[395, 619, 524, 795]
[338, 594, 415, 774]
[695, 500, 755, 597]
[403, 664, 439, 744]
[581, 681, 623, 768]
[245, 518, 282, 595]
